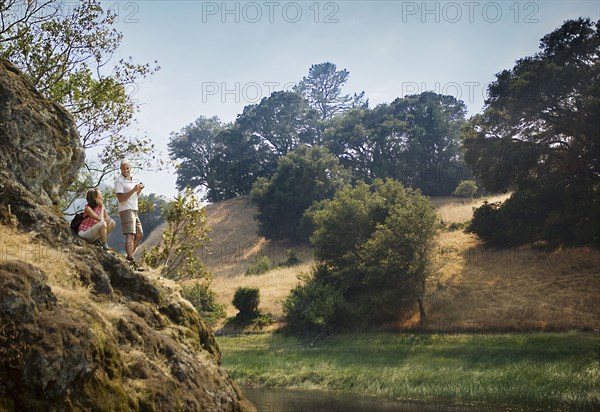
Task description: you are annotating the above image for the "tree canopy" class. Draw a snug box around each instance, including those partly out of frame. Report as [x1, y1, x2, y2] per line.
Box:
[0, 0, 159, 208]
[169, 58, 468, 207]
[168, 116, 226, 195]
[236, 91, 320, 156]
[250, 145, 351, 241]
[463, 18, 599, 246]
[284, 179, 438, 330]
[324, 92, 468, 195]
[295, 62, 367, 120]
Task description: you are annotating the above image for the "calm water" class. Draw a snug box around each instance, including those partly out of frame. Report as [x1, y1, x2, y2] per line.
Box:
[242, 387, 501, 412]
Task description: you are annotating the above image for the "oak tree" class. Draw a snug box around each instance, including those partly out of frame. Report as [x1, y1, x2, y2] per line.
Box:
[463, 18, 600, 246]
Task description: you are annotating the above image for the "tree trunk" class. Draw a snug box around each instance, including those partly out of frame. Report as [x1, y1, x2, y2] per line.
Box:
[417, 297, 427, 329]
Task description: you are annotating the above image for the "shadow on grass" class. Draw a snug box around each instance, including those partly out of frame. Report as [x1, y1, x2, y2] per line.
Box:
[256, 331, 599, 369]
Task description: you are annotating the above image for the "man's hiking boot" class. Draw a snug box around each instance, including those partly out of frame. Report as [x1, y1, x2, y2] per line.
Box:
[126, 256, 145, 272]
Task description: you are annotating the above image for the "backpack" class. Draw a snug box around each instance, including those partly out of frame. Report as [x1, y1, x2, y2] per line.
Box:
[70, 211, 85, 233]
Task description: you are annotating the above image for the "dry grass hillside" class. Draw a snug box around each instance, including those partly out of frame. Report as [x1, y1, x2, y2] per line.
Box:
[198, 196, 314, 319]
[192, 194, 599, 331]
[140, 196, 313, 318]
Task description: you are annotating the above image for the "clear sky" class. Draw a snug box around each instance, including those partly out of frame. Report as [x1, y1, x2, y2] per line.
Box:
[100, 0, 600, 199]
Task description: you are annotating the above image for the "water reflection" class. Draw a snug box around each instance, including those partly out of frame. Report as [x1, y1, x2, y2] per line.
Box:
[242, 387, 498, 412]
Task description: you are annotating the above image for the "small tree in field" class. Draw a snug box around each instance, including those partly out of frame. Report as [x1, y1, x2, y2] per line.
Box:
[143, 188, 210, 280]
[287, 179, 438, 330]
[453, 180, 478, 198]
[143, 188, 224, 323]
[232, 287, 260, 322]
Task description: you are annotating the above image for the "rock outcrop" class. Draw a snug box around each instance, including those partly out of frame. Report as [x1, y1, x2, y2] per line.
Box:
[0, 59, 255, 411]
[0, 60, 83, 245]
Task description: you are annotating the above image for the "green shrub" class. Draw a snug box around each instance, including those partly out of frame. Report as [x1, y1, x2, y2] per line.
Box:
[467, 190, 558, 247]
[232, 287, 261, 321]
[453, 180, 478, 198]
[285, 249, 301, 266]
[465, 201, 506, 244]
[181, 282, 225, 327]
[275, 249, 302, 268]
[245, 255, 271, 276]
[283, 271, 345, 333]
[297, 179, 438, 329]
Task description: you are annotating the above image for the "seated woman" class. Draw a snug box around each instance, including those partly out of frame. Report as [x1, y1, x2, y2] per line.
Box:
[78, 188, 116, 250]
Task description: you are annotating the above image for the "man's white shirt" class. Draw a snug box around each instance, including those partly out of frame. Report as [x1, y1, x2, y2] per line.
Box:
[115, 174, 140, 212]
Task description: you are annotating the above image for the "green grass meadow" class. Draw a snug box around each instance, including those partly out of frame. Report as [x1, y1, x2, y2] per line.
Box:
[217, 332, 599, 411]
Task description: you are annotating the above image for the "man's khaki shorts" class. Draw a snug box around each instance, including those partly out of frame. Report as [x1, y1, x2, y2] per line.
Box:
[119, 209, 143, 235]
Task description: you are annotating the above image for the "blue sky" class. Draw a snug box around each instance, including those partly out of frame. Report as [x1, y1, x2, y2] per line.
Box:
[101, 0, 600, 199]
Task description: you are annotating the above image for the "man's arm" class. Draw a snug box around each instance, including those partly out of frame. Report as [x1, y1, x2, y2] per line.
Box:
[116, 185, 142, 202]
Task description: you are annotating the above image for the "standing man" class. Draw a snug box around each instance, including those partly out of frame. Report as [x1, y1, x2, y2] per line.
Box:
[115, 159, 145, 271]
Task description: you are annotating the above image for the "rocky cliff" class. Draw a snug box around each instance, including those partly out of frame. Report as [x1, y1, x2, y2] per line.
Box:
[0, 59, 255, 411]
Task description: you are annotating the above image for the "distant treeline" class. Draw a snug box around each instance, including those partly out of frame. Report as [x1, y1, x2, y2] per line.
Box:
[171, 17, 599, 251]
[169, 63, 471, 204]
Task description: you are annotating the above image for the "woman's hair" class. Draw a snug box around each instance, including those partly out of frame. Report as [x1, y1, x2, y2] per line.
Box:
[86, 188, 100, 209]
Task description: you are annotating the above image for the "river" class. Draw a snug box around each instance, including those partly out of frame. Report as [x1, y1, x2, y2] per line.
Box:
[242, 387, 504, 412]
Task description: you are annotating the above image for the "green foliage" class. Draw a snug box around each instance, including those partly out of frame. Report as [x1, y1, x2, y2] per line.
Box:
[245, 255, 271, 276]
[169, 118, 275, 202]
[168, 116, 225, 199]
[168, 66, 366, 203]
[453, 180, 478, 198]
[207, 128, 275, 201]
[283, 272, 344, 333]
[462, 18, 600, 247]
[468, 183, 600, 247]
[237, 91, 320, 155]
[324, 92, 468, 195]
[244, 250, 302, 277]
[181, 281, 226, 327]
[168, 63, 469, 204]
[251, 145, 351, 241]
[288, 179, 438, 329]
[280, 249, 301, 267]
[169, 92, 323, 203]
[466, 201, 506, 245]
[0, 0, 160, 210]
[295, 62, 367, 120]
[142, 188, 210, 280]
[232, 287, 261, 322]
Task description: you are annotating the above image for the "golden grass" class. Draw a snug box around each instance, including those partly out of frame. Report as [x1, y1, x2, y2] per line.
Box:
[211, 262, 312, 318]
[189, 196, 315, 319]
[203, 197, 313, 278]
[432, 193, 511, 225]
[0, 224, 76, 289]
[398, 230, 600, 331]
